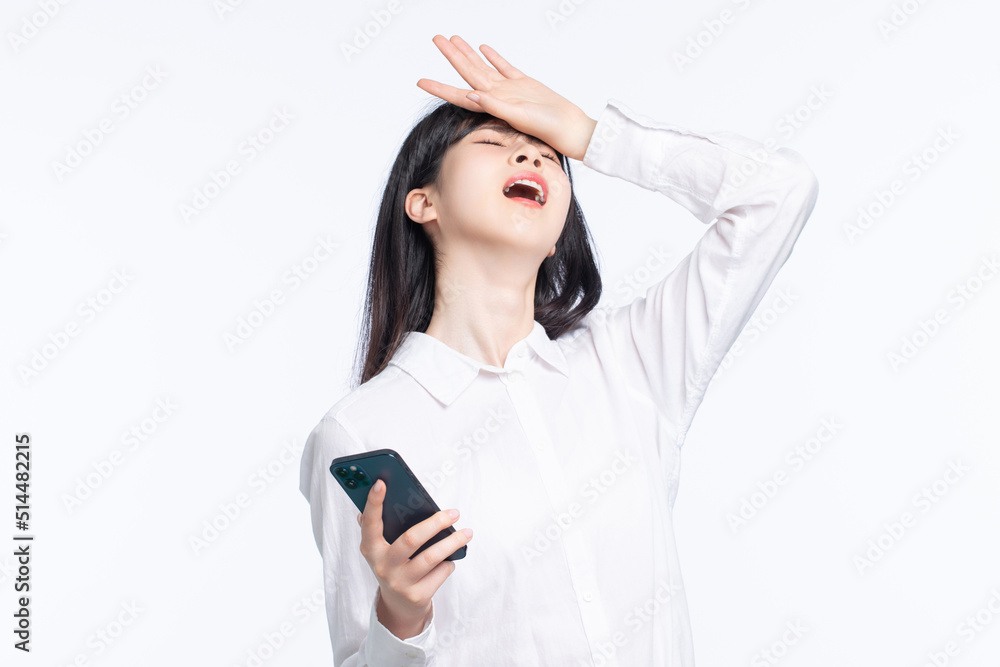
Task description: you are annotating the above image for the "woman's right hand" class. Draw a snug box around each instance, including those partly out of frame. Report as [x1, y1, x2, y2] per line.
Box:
[356, 478, 473, 640]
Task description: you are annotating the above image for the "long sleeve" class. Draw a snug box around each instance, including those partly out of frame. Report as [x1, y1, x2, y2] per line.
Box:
[299, 415, 438, 666]
[580, 99, 820, 449]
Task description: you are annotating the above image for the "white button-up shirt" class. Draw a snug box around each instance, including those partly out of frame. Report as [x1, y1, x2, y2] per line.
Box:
[299, 98, 820, 666]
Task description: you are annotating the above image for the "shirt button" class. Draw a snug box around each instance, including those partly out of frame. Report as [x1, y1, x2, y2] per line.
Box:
[582, 591, 593, 603]
[405, 650, 418, 658]
[515, 347, 527, 358]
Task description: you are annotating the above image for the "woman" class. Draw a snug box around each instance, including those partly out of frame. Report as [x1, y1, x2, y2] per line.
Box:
[300, 34, 819, 666]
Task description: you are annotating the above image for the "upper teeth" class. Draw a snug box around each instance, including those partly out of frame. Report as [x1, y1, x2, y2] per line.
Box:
[504, 179, 545, 204]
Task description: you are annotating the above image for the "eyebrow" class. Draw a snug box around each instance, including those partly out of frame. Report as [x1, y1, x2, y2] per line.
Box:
[470, 122, 556, 154]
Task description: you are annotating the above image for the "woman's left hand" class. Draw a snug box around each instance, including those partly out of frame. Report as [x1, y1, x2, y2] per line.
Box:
[416, 34, 598, 162]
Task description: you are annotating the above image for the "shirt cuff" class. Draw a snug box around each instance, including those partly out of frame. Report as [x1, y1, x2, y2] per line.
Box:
[581, 98, 775, 225]
[365, 587, 436, 665]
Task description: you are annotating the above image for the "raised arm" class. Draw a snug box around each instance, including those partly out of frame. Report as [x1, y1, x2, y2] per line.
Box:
[580, 99, 820, 448]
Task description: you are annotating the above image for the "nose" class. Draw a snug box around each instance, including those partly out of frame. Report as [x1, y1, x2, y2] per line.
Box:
[511, 141, 543, 168]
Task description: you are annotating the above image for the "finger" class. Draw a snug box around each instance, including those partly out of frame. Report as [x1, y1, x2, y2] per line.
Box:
[430, 34, 488, 91]
[449, 35, 493, 73]
[407, 560, 457, 605]
[413, 522, 472, 568]
[360, 479, 387, 552]
[415, 78, 484, 112]
[392, 508, 462, 565]
[478, 43, 523, 79]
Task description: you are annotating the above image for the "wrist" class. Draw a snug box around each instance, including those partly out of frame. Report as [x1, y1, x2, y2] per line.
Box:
[376, 590, 431, 640]
[566, 113, 598, 162]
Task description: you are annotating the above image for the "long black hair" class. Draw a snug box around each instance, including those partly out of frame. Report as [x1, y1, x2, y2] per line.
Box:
[351, 99, 603, 388]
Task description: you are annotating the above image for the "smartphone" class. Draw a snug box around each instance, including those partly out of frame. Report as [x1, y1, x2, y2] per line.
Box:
[329, 448, 466, 561]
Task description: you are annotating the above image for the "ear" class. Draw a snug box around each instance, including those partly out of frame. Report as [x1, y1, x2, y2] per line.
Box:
[546, 244, 556, 258]
[405, 187, 437, 225]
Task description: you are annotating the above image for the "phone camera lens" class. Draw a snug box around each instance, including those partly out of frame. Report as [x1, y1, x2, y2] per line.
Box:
[333, 467, 349, 478]
[353, 470, 367, 482]
[345, 479, 357, 489]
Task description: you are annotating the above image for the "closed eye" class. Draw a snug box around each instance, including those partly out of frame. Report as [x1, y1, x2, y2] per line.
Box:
[476, 139, 560, 163]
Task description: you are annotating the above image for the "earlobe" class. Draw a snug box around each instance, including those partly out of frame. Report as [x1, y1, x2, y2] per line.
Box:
[547, 245, 556, 257]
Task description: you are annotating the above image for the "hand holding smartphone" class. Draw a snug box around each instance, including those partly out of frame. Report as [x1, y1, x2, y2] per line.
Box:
[329, 448, 473, 640]
[329, 448, 468, 560]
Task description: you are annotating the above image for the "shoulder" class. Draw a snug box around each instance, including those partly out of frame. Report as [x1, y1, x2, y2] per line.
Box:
[308, 361, 427, 451]
[553, 305, 618, 354]
[300, 364, 412, 490]
[313, 363, 402, 428]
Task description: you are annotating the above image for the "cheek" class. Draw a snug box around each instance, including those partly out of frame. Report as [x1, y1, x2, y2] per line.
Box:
[548, 175, 572, 208]
[453, 165, 496, 204]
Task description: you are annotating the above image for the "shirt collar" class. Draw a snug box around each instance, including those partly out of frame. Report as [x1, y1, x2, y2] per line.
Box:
[387, 320, 569, 406]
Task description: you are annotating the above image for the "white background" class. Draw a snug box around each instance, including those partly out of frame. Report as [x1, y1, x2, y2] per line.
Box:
[2, 1, 998, 665]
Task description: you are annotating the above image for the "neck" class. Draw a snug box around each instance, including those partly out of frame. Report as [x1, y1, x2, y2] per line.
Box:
[422, 261, 537, 368]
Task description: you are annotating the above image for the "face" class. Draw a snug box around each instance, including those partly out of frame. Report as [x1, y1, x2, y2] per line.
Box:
[405, 118, 572, 262]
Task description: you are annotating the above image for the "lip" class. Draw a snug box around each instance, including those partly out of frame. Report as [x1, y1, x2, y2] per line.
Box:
[502, 171, 549, 206]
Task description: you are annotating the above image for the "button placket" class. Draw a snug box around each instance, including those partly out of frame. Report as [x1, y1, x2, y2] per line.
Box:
[505, 372, 621, 667]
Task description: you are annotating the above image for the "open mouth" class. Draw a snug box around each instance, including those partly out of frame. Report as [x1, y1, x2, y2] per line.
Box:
[502, 174, 547, 207]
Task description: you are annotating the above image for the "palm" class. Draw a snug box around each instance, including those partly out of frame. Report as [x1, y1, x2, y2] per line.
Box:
[416, 35, 592, 161]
